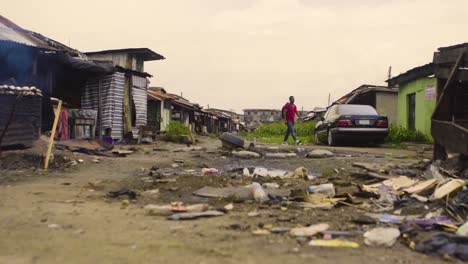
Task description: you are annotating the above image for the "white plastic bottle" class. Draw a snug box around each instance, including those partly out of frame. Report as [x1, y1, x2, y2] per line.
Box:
[251, 182, 269, 202]
[306, 183, 335, 197]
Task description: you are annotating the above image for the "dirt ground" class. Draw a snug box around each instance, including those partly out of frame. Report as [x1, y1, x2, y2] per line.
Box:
[0, 137, 459, 264]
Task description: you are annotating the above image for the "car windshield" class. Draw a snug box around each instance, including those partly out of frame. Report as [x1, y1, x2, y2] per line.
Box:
[338, 105, 378, 115]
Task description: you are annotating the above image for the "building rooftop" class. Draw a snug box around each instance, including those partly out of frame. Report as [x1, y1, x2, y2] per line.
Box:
[85, 48, 165, 61]
[386, 63, 434, 87]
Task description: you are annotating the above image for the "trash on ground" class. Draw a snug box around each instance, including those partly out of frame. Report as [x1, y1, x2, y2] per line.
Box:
[364, 227, 400, 247]
[307, 183, 335, 197]
[252, 229, 271, 235]
[404, 178, 439, 194]
[193, 186, 290, 199]
[232, 150, 261, 159]
[306, 149, 334, 158]
[308, 239, 360, 248]
[167, 210, 225, 220]
[252, 182, 269, 202]
[456, 222, 468, 236]
[362, 176, 419, 195]
[415, 232, 468, 261]
[262, 182, 280, 189]
[432, 179, 466, 200]
[107, 189, 137, 199]
[224, 203, 234, 211]
[201, 168, 219, 175]
[264, 153, 297, 159]
[303, 193, 344, 208]
[289, 223, 329, 237]
[285, 167, 309, 179]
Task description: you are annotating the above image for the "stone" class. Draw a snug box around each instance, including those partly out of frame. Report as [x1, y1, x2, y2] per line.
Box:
[364, 228, 400, 247]
[232, 151, 261, 159]
[306, 149, 334, 158]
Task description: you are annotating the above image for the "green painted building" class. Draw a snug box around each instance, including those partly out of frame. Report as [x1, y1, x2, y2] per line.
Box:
[387, 63, 436, 138]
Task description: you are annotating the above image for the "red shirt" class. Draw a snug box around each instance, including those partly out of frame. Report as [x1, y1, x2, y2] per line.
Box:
[283, 103, 297, 122]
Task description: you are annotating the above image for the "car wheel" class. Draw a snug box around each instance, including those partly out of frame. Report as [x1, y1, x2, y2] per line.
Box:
[314, 133, 321, 145]
[327, 130, 335, 146]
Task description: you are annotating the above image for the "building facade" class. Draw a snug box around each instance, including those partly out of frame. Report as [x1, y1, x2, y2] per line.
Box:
[387, 63, 436, 138]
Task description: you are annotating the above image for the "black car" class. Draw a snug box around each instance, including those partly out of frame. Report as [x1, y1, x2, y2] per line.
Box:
[314, 104, 389, 146]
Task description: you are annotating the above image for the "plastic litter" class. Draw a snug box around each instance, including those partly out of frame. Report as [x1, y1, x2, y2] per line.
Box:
[364, 227, 400, 247]
[289, 223, 329, 237]
[457, 222, 468, 236]
[416, 232, 468, 261]
[309, 239, 359, 248]
[252, 182, 269, 202]
[167, 210, 224, 220]
[307, 183, 335, 197]
[201, 168, 219, 175]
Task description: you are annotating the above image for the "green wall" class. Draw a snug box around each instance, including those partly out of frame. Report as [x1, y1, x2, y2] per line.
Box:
[397, 77, 437, 138]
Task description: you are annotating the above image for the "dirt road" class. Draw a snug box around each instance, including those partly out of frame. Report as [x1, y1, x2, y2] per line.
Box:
[0, 138, 453, 264]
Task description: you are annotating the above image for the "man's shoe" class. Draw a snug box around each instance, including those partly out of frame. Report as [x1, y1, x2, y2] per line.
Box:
[296, 140, 302, 145]
[282, 142, 288, 145]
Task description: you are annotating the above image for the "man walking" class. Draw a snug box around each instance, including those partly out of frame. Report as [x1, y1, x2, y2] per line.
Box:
[282, 96, 302, 145]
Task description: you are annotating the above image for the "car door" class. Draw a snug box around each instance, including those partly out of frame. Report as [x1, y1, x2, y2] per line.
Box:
[316, 106, 333, 141]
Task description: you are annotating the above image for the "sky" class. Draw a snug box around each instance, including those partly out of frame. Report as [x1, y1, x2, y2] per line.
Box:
[3, 0, 468, 113]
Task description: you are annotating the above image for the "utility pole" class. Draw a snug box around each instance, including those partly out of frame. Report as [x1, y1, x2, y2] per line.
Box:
[327, 93, 331, 106]
[388, 66, 392, 85]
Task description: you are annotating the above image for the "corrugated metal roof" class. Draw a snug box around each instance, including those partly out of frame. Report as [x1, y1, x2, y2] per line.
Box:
[148, 90, 172, 101]
[386, 63, 434, 87]
[85, 48, 165, 61]
[334, 84, 398, 105]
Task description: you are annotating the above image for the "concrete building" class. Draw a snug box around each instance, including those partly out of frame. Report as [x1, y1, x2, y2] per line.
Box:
[243, 109, 282, 130]
[333, 84, 398, 124]
[387, 63, 436, 138]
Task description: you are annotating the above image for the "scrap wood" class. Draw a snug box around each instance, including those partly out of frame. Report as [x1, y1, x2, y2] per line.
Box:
[404, 178, 439, 195]
[362, 176, 419, 195]
[351, 171, 392, 180]
[432, 179, 466, 200]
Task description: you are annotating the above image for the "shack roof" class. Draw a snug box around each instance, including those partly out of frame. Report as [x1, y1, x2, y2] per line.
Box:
[386, 63, 434, 87]
[148, 90, 172, 101]
[168, 93, 201, 111]
[0, 15, 81, 55]
[85, 48, 165, 61]
[0, 15, 114, 74]
[334, 84, 398, 105]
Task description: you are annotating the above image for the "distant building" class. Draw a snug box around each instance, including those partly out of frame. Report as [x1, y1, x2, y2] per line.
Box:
[243, 109, 282, 130]
[386, 63, 435, 138]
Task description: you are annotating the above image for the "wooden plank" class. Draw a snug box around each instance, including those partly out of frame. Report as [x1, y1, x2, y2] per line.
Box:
[435, 66, 468, 81]
[44, 99, 62, 170]
[434, 48, 468, 64]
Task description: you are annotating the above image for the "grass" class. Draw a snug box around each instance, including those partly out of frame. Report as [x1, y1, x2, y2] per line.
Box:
[385, 125, 432, 144]
[240, 122, 433, 145]
[239, 121, 317, 144]
[164, 121, 191, 142]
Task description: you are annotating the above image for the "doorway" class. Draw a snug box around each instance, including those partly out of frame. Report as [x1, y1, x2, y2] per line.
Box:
[407, 93, 416, 130]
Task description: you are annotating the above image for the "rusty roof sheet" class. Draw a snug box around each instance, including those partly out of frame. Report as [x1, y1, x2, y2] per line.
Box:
[334, 84, 398, 105]
[148, 90, 172, 101]
[85, 48, 165, 61]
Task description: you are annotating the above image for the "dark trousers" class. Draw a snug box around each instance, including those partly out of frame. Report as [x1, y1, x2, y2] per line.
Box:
[284, 121, 297, 142]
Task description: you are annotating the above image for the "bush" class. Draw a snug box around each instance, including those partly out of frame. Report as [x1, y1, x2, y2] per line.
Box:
[386, 125, 432, 144]
[165, 121, 191, 142]
[240, 121, 317, 143]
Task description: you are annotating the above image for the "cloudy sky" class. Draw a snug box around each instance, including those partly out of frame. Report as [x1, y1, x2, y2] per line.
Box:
[3, 0, 468, 112]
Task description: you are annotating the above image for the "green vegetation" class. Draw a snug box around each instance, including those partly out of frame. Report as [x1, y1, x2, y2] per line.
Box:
[240, 122, 432, 145]
[239, 121, 317, 144]
[385, 125, 432, 144]
[164, 121, 191, 142]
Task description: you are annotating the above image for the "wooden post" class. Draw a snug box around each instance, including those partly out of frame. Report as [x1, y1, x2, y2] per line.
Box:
[44, 99, 62, 171]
